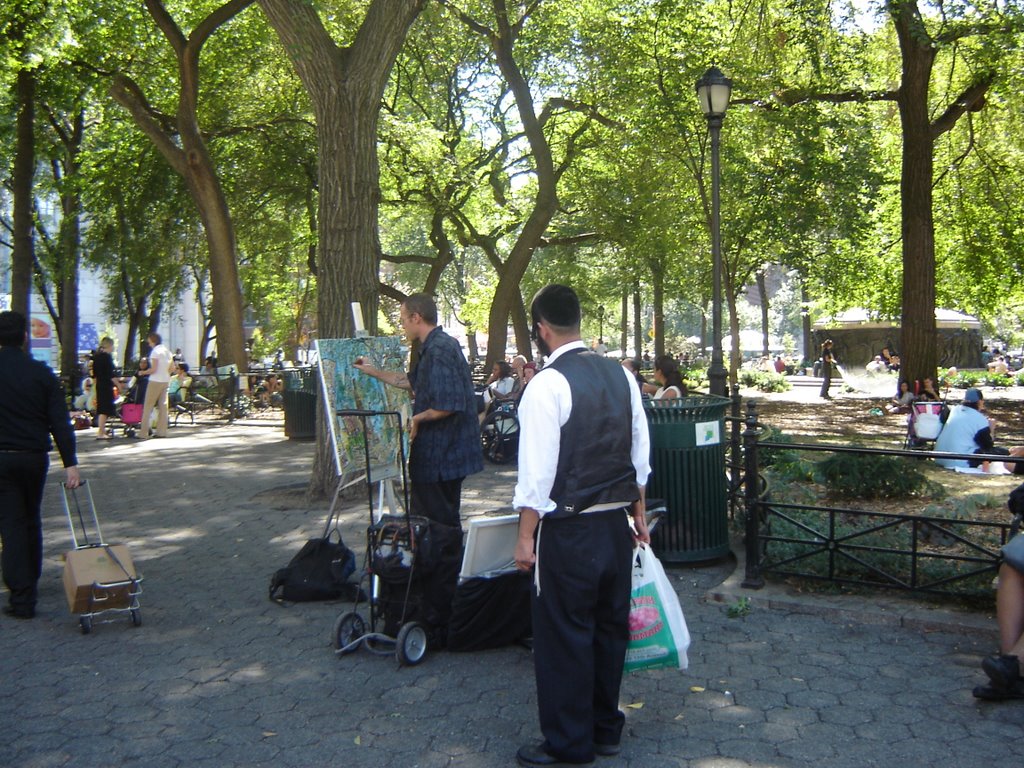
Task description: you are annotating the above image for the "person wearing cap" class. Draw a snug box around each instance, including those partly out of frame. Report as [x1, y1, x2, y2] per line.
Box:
[0, 310, 81, 619]
[513, 284, 651, 767]
[934, 387, 1011, 471]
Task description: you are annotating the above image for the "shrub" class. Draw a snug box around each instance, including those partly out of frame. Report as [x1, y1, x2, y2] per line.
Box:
[984, 373, 1014, 387]
[738, 370, 790, 393]
[814, 450, 939, 500]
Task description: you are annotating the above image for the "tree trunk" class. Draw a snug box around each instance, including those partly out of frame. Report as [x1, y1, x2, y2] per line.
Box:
[57, 213, 80, 383]
[109, 0, 254, 371]
[888, 2, 990, 387]
[619, 290, 628, 356]
[182, 158, 247, 370]
[632, 286, 642, 360]
[511, 295, 531, 359]
[480, 0, 559, 369]
[892, 5, 938, 388]
[756, 270, 769, 358]
[727, 287, 740, 391]
[651, 262, 664, 359]
[11, 68, 35, 322]
[56, 109, 85, 383]
[259, 0, 424, 497]
[801, 283, 813, 363]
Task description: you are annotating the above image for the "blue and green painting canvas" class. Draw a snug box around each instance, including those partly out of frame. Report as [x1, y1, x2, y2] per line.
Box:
[316, 337, 411, 484]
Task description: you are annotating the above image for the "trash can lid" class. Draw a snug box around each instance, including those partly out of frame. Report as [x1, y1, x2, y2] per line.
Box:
[644, 395, 730, 422]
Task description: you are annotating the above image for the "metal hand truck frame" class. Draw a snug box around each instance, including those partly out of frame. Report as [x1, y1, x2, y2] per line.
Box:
[331, 409, 430, 666]
[61, 479, 143, 634]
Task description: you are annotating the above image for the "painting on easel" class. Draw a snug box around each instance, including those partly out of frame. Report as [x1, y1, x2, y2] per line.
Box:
[315, 337, 411, 488]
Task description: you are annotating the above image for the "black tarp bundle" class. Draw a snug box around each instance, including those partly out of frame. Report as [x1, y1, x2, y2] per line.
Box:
[447, 571, 532, 652]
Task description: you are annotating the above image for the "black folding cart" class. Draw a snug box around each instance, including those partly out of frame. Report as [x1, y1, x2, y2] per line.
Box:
[331, 409, 436, 666]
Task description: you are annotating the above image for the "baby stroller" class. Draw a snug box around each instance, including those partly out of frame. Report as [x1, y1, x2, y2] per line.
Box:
[906, 400, 944, 449]
[112, 379, 146, 437]
[332, 409, 458, 666]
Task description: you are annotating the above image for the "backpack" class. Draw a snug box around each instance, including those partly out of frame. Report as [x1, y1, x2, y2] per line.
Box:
[269, 529, 356, 602]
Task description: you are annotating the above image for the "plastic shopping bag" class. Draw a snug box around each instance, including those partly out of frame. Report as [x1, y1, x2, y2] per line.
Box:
[624, 545, 690, 673]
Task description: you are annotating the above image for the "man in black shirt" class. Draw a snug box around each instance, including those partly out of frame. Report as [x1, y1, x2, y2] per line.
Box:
[0, 311, 81, 619]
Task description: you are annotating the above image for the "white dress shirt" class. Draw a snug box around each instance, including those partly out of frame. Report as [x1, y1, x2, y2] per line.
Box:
[513, 340, 651, 515]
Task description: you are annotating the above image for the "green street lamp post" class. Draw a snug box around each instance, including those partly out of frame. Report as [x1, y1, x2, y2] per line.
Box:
[696, 65, 732, 397]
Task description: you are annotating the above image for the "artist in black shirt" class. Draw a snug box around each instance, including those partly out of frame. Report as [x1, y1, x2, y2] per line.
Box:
[0, 311, 80, 619]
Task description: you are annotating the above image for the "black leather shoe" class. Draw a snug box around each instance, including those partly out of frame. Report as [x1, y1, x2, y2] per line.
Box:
[982, 654, 1020, 689]
[973, 680, 1024, 701]
[516, 742, 593, 767]
[593, 742, 621, 757]
[3, 605, 35, 619]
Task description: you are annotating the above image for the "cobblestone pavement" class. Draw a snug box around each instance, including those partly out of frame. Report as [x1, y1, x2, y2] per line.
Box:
[1, 423, 1019, 768]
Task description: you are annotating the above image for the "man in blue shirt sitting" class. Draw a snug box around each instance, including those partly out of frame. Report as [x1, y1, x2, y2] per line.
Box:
[934, 388, 1013, 471]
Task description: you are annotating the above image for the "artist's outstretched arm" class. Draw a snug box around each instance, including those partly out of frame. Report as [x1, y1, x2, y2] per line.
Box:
[353, 358, 411, 391]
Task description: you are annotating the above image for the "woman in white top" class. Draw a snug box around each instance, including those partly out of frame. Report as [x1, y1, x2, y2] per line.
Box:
[480, 360, 517, 422]
[652, 355, 686, 400]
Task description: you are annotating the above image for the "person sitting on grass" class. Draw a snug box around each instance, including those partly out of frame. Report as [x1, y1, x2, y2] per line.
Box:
[934, 388, 1022, 473]
[886, 379, 915, 414]
[866, 355, 887, 375]
[917, 377, 941, 401]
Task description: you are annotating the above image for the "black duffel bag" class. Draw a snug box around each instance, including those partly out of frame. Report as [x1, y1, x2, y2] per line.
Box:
[269, 529, 356, 602]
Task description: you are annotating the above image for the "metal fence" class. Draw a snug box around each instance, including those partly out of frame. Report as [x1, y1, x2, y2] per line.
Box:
[730, 399, 1020, 599]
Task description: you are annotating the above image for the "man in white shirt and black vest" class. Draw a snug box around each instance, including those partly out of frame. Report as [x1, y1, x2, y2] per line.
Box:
[513, 284, 651, 767]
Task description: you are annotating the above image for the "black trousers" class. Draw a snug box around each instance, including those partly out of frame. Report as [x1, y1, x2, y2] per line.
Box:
[0, 452, 49, 611]
[409, 477, 464, 528]
[531, 509, 633, 763]
[970, 445, 1011, 469]
[409, 478, 465, 634]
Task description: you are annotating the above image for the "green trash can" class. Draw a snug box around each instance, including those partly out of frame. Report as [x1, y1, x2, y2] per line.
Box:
[282, 368, 318, 439]
[644, 396, 731, 564]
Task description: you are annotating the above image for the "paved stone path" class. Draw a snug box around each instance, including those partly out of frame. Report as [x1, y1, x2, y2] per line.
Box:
[1, 423, 1019, 767]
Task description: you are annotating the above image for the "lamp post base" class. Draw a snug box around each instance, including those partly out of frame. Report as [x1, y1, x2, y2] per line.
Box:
[708, 361, 728, 397]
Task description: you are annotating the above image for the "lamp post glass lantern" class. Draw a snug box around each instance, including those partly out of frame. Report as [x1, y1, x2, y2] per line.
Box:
[696, 66, 732, 396]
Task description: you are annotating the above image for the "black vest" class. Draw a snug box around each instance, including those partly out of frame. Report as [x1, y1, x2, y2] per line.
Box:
[546, 348, 640, 516]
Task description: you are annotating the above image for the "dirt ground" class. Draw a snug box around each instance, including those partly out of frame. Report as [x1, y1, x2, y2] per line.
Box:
[748, 378, 1024, 508]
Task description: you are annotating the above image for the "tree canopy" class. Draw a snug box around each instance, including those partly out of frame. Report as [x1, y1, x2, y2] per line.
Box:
[3, 0, 1024, 392]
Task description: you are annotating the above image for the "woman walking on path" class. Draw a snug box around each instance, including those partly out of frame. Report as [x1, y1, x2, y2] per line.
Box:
[93, 337, 119, 439]
[819, 340, 835, 400]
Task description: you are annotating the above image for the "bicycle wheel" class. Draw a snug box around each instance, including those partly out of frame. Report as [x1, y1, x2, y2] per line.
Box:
[481, 409, 519, 464]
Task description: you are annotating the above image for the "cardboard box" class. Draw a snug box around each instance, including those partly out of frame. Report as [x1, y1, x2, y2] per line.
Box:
[63, 545, 137, 614]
